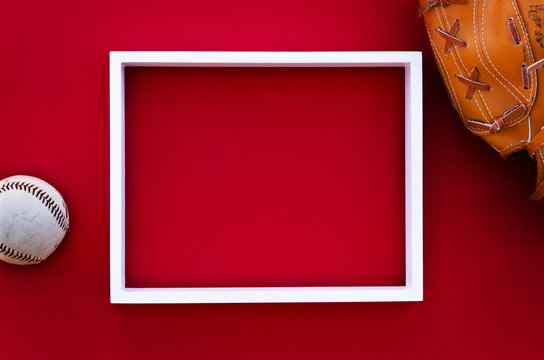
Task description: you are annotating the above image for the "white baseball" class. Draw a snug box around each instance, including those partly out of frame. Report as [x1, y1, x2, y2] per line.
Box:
[0, 175, 69, 265]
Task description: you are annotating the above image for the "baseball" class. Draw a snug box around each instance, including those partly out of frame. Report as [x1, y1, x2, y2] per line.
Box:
[0, 175, 69, 265]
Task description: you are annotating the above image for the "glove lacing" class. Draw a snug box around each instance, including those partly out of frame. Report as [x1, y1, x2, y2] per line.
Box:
[420, 0, 544, 200]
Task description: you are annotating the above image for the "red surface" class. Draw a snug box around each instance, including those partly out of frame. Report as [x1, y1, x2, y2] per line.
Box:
[1, 1, 544, 359]
[124, 66, 405, 287]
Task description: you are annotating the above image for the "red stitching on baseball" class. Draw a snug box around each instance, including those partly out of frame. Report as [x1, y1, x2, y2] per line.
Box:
[0, 242, 44, 263]
[0, 181, 69, 232]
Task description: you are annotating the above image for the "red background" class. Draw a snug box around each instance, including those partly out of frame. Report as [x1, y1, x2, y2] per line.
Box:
[1, 1, 544, 359]
[124, 66, 406, 288]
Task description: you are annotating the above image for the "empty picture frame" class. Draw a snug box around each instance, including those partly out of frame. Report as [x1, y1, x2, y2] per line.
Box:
[110, 51, 423, 303]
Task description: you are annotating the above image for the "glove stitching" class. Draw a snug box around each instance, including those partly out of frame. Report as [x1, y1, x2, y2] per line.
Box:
[437, 6, 491, 120]
[436, 20, 467, 54]
[510, 0, 539, 109]
[418, 0, 469, 17]
[427, 25, 466, 120]
[455, 67, 490, 99]
[499, 140, 527, 155]
[508, 17, 522, 45]
[440, 3, 494, 118]
[466, 104, 527, 135]
[480, 0, 531, 103]
[508, 0, 538, 133]
[510, 0, 537, 99]
[439, 6, 470, 74]
[521, 64, 530, 89]
[477, 0, 527, 107]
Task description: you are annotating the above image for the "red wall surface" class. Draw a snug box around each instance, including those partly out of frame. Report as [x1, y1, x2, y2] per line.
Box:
[124, 66, 406, 288]
[1, 1, 544, 359]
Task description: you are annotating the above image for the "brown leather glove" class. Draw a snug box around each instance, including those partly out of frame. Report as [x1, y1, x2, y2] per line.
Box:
[419, 0, 544, 200]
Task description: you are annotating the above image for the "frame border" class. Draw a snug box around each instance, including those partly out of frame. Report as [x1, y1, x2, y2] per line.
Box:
[110, 51, 423, 303]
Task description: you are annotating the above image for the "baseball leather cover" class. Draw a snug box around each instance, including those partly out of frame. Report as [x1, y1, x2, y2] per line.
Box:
[419, 0, 544, 200]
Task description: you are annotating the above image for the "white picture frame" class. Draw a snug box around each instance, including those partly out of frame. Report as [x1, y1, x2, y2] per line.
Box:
[110, 51, 423, 303]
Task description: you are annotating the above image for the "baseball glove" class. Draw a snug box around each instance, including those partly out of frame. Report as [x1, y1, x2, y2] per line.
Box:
[419, 0, 544, 200]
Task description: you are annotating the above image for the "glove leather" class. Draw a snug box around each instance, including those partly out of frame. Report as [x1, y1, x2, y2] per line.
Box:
[419, 0, 544, 199]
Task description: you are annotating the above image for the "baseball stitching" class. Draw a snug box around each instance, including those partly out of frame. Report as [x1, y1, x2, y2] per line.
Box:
[0, 181, 69, 232]
[0, 242, 44, 264]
